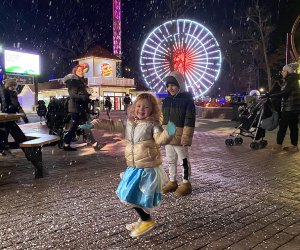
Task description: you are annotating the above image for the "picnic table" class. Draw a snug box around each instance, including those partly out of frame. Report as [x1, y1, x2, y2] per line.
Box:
[0, 113, 60, 178]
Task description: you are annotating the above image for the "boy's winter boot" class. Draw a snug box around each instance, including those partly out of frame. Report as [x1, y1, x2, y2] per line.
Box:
[174, 182, 192, 197]
[162, 181, 178, 194]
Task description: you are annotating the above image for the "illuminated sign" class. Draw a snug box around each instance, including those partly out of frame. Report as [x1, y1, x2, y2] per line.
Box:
[4, 50, 40, 75]
[5, 73, 34, 84]
[81, 63, 89, 73]
[101, 63, 113, 76]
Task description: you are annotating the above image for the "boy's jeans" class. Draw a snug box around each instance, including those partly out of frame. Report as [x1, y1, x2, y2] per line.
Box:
[165, 145, 191, 183]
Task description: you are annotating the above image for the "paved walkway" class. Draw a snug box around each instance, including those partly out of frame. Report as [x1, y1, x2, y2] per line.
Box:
[1, 114, 300, 250]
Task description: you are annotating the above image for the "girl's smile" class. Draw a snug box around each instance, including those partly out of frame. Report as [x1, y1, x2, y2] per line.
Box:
[134, 99, 153, 120]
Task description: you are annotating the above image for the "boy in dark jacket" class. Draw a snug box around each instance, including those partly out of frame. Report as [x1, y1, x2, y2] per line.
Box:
[162, 71, 196, 197]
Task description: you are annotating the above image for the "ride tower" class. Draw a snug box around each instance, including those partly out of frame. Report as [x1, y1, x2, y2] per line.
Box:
[113, 0, 122, 77]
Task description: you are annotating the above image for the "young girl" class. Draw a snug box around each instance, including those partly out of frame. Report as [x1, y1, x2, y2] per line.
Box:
[80, 93, 176, 237]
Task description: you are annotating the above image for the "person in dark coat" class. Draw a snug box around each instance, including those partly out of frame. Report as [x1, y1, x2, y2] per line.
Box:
[104, 96, 112, 118]
[161, 71, 196, 197]
[271, 63, 300, 152]
[62, 65, 90, 151]
[123, 94, 132, 115]
[36, 100, 47, 124]
[0, 78, 29, 155]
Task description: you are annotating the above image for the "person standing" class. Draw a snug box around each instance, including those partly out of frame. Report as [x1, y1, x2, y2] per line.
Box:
[104, 96, 112, 119]
[123, 94, 132, 115]
[271, 63, 300, 152]
[63, 65, 90, 151]
[36, 100, 47, 124]
[161, 71, 196, 197]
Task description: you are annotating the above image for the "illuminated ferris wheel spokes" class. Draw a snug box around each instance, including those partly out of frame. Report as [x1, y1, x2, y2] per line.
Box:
[140, 19, 222, 98]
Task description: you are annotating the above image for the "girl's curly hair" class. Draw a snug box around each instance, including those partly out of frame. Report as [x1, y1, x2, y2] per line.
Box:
[128, 93, 162, 123]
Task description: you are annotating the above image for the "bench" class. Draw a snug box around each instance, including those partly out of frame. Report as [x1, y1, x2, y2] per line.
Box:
[19, 133, 60, 178]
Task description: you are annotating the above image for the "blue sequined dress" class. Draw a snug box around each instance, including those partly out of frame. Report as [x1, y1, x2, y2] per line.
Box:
[116, 165, 167, 208]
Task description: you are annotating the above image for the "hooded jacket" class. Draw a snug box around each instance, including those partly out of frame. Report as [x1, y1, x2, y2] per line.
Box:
[63, 74, 90, 113]
[91, 116, 173, 168]
[0, 79, 21, 113]
[162, 71, 196, 146]
[270, 73, 300, 112]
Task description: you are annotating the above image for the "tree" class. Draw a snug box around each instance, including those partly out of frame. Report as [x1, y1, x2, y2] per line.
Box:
[239, 0, 275, 90]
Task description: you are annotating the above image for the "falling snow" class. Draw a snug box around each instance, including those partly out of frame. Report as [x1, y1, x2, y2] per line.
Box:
[0, 0, 298, 92]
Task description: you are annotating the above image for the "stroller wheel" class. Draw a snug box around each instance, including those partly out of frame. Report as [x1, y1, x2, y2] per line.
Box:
[225, 139, 234, 146]
[259, 140, 268, 149]
[250, 142, 259, 150]
[234, 137, 243, 145]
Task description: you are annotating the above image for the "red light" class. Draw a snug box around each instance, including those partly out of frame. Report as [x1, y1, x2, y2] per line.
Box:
[173, 49, 194, 74]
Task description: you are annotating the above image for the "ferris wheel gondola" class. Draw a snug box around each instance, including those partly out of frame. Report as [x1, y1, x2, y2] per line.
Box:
[140, 19, 222, 99]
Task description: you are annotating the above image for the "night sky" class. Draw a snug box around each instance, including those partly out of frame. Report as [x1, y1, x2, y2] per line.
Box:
[0, 0, 299, 90]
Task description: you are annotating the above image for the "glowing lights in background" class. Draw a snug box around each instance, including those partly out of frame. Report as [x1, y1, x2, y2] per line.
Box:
[4, 50, 40, 75]
[113, 0, 122, 77]
[140, 19, 222, 99]
[101, 63, 113, 76]
[113, 0, 121, 57]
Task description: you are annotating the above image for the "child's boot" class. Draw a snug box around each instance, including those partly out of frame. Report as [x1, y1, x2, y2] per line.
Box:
[174, 182, 192, 197]
[130, 220, 156, 238]
[162, 181, 178, 194]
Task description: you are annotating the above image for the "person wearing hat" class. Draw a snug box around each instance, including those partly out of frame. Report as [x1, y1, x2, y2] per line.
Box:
[0, 78, 29, 155]
[161, 71, 196, 197]
[271, 62, 300, 152]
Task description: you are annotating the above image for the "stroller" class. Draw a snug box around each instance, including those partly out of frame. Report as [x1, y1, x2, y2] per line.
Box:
[225, 97, 275, 149]
[46, 97, 88, 149]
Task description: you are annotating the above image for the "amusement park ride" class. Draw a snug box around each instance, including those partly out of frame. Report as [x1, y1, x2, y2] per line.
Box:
[113, 0, 122, 77]
[291, 15, 300, 62]
[140, 19, 222, 99]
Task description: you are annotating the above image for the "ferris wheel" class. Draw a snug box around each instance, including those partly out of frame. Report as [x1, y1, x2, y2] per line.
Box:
[291, 15, 300, 60]
[140, 19, 222, 98]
